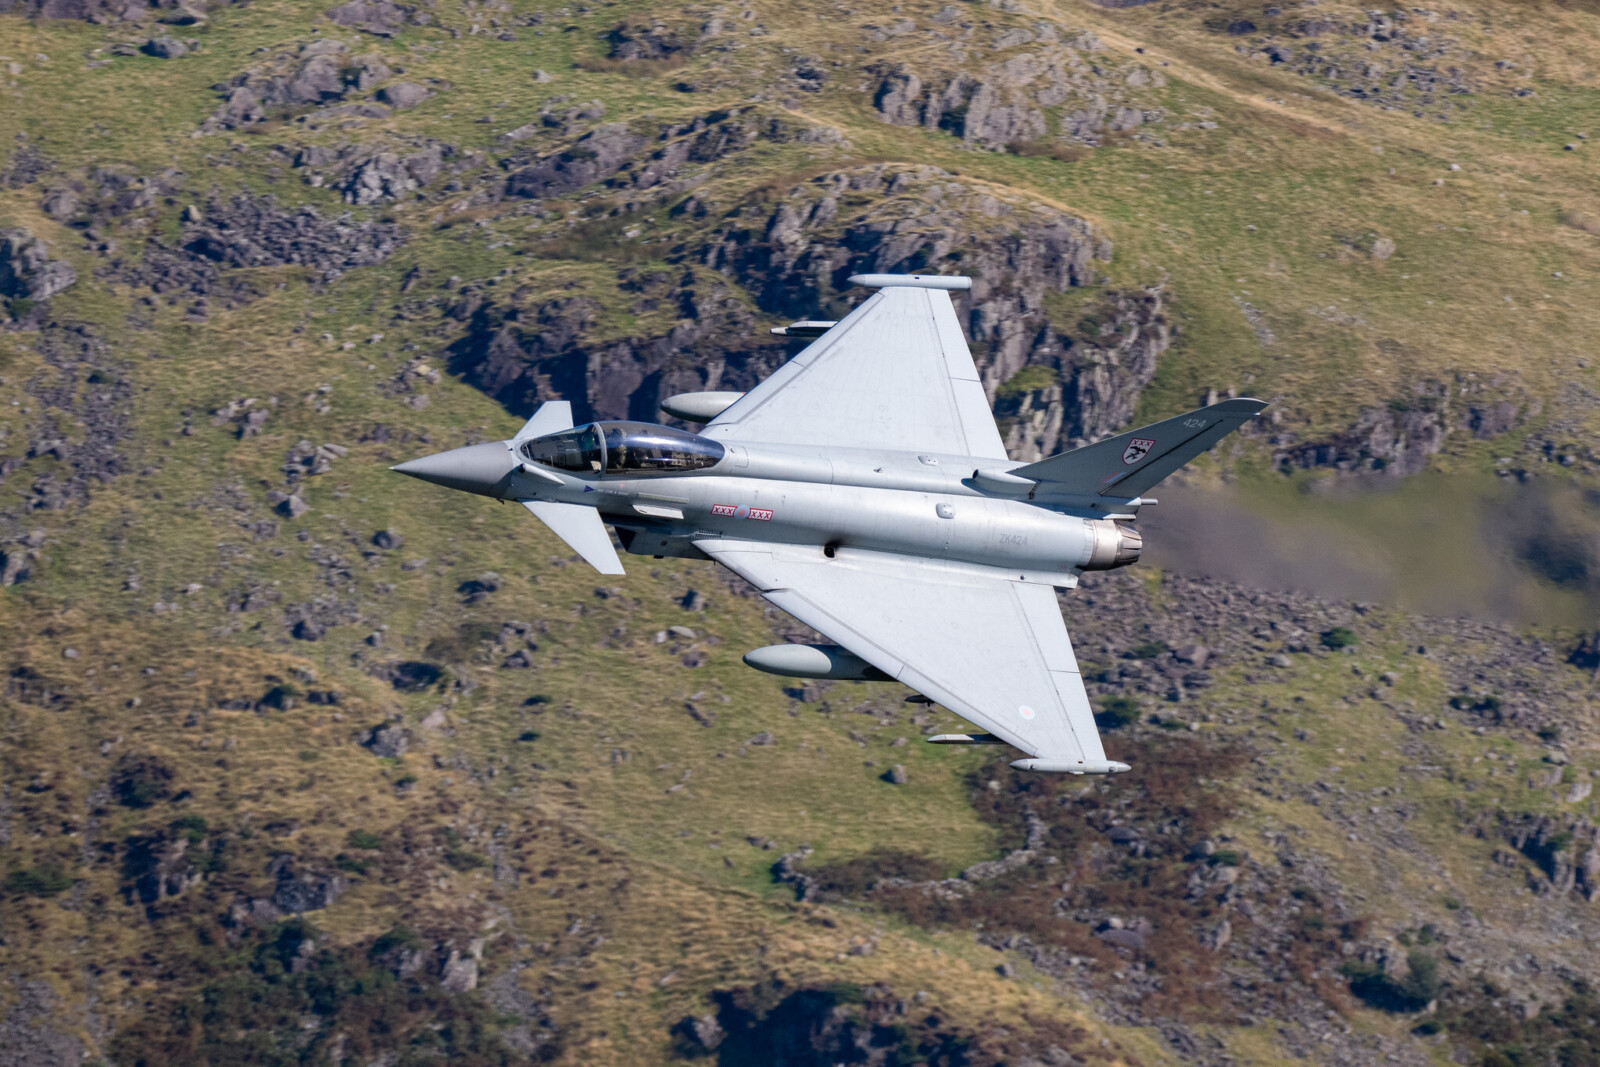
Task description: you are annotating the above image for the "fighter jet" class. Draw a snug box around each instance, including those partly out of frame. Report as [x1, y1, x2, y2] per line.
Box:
[394, 274, 1266, 775]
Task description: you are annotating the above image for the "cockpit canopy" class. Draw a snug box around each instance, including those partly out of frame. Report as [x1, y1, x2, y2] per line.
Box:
[518, 421, 725, 477]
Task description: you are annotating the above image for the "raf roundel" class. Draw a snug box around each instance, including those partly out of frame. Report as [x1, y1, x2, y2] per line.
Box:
[1018, 705, 1037, 721]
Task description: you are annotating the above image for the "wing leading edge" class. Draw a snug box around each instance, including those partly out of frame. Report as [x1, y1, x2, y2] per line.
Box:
[701, 283, 1008, 459]
[699, 539, 1127, 773]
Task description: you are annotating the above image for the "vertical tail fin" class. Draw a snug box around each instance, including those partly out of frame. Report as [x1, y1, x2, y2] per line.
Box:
[1011, 398, 1267, 498]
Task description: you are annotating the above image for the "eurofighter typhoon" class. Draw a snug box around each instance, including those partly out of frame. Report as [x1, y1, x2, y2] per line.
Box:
[394, 274, 1265, 775]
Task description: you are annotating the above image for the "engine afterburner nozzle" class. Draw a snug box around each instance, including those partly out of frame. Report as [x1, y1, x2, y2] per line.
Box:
[391, 441, 519, 498]
[1082, 519, 1143, 570]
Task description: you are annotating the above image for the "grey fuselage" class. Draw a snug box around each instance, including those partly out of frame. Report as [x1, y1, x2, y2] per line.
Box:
[498, 437, 1142, 580]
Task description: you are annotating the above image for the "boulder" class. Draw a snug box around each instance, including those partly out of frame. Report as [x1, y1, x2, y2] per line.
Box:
[291, 618, 325, 641]
[141, 35, 188, 58]
[505, 122, 645, 199]
[458, 572, 500, 601]
[285, 52, 344, 104]
[39, 187, 78, 219]
[216, 86, 264, 127]
[336, 145, 448, 204]
[0, 228, 77, 302]
[363, 721, 409, 757]
[440, 949, 479, 991]
[325, 0, 410, 36]
[338, 152, 410, 204]
[376, 81, 430, 109]
[1096, 926, 1147, 950]
[267, 854, 349, 913]
[604, 19, 687, 60]
[347, 52, 393, 89]
[678, 1014, 725, 1054]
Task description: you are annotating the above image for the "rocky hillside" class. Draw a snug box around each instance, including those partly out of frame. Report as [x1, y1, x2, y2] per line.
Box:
[1, 0, 1599, 1063]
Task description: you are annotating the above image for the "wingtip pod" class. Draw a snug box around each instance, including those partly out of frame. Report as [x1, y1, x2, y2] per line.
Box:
[1011, 758, 1132, 775]
[847, 273, 972, 291]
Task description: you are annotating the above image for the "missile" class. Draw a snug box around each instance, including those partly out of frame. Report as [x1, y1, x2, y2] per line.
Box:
[769, 320, 837, 338]
[927, 733, 1008, 745]
[742, 644, 891, 681]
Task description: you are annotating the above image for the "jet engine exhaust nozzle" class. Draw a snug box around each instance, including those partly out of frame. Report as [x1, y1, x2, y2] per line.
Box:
[1082, 519, 1143, 571]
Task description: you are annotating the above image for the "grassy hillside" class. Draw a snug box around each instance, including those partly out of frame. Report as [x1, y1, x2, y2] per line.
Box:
[2, 0, 1600, 1063]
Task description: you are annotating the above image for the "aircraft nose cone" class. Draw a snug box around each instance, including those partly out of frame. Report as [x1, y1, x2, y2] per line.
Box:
[391, 441, 517, 498]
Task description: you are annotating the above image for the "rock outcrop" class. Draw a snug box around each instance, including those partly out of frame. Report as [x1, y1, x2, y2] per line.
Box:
[699, 163, 1159, 453]
[446, 279, 773, 424]
[0, 0, 231, 22]
[202, 39, 412, 131]
[334, 143, 453, 204]
[1275, 375, 1529, 475]
[505, 122, 648, 200]
[871, 37, 1164, 149]
[503, 107, 845, 201]
[122, 827, 206, 909]
[0, 325, 133, 519]
[1504, 814, 1600, 900]
[447, 163, 1166, 453]
[124, 193, 403, 301]
[183, 194, 399, 270]
[1215, 9, 1476, 114]
[603, 17, 692, 61]
[993, 286, 1170, 457]
[324, 0, 421, 36]
[0, 228, 76, 306]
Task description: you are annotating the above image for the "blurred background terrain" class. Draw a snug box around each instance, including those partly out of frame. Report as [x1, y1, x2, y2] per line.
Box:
[1, 0, 1599, 1062]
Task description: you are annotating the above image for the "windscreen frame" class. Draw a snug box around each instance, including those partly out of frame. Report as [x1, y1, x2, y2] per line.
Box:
[518, 423, 605, 474]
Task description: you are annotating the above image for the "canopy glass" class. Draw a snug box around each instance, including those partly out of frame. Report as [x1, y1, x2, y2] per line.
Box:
[519, 421, 725, 477]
